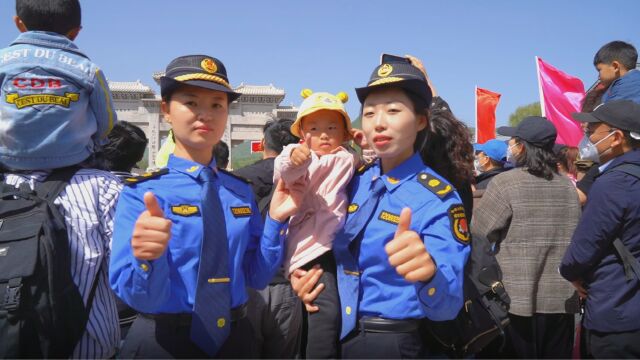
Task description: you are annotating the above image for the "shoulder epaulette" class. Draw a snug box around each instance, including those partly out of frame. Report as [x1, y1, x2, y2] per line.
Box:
[356, 161, 376, 175]
[417, 172, 453, 198]
[218, 168, 252, 184]
[123, 168, 169, 186]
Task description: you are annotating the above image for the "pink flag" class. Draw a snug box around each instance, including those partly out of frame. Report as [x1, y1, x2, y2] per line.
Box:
[536, 57, 585, 146]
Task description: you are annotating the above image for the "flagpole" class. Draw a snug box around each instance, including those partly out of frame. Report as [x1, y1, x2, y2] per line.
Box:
[535, 56, 547, 117]
[474, 85, 478, 143]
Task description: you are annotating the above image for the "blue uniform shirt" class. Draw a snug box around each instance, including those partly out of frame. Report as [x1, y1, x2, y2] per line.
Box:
[334, 153, 470, 339]
[560, 149, 640, 333]
[110, 155, 287, 314]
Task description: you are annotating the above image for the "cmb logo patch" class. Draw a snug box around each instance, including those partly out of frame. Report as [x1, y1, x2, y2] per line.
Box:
[448, 204, 470, 245]
[230, 206, 252, 218]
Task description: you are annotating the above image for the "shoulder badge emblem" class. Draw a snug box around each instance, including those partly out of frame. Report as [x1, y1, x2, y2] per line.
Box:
[417, 173, 453, 198]
[448, 204, 470, 245]
[123, 168, 169, 186]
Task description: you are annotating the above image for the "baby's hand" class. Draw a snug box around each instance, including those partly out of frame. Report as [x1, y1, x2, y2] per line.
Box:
[291, 134, 312, 167]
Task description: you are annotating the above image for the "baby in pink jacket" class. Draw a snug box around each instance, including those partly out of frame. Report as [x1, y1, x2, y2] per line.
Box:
[274, 89, 355, 358]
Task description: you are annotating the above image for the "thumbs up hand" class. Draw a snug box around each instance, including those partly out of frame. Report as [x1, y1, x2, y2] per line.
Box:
[132, 192, 173, 260]
[291, 133, 313, 167]
[385, 208, 436, 283]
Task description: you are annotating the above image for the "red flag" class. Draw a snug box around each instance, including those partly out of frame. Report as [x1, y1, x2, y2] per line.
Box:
[475, 87, 501, 144]
[251, 140, 263, 153]
[536, 57, 585, 146]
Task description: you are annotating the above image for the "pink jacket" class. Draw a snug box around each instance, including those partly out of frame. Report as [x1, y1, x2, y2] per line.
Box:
[274, 144, 355, 274]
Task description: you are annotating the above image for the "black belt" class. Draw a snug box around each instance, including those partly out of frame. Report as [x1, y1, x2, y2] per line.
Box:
[141, 303, 247, 325]
[358, 316, 421, 333]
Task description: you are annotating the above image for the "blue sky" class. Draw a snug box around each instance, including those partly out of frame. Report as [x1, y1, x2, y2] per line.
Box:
[1, 0, 638, 127]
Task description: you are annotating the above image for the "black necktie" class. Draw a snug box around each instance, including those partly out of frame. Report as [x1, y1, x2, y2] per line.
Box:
[190, 167, 230, 356]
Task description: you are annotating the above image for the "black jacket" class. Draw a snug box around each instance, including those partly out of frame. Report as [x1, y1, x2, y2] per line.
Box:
[474, 167, 510, 190]
[233, 158, 275, 205]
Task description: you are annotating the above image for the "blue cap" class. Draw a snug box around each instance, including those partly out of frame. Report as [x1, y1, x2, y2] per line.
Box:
[474, 139, 508, 162]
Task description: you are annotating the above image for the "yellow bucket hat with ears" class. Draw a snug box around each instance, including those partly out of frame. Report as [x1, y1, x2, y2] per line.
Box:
[290, 89, 352, 139]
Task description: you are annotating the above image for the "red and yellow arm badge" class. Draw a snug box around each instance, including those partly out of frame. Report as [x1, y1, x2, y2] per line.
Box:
[447, 204, 470, 245]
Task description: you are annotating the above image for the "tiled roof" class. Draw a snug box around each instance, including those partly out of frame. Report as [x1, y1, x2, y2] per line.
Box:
[108, 80, 154, 94]
[151, 73, 284, 96]
[234, 83, 285, 96]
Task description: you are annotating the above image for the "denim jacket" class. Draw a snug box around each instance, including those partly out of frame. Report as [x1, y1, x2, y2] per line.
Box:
[602, 69, 640, 105]
[0, 31, 116, 170]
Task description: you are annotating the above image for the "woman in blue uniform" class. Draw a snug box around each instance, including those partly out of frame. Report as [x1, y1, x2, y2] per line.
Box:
[109, 55, 299, 358]
[292, 57, 472, 358]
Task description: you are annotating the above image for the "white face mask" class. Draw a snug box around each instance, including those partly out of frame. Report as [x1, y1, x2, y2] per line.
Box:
[578, 131, 615, 163]
[474, 157, 488, 173]
[474, 159, 482, 173]
[506, 143, 519, 166]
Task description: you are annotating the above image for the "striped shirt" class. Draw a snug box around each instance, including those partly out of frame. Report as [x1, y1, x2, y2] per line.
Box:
[5, 169, 122, 359]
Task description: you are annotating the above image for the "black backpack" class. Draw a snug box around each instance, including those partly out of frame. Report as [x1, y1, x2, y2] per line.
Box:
[423, 230, 511, 357]
[0, 167, 98, 358]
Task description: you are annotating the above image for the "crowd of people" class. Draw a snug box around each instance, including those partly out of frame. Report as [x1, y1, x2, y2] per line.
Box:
[0, 0, 639, 359]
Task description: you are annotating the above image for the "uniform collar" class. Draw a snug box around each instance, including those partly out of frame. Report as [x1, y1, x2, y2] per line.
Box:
[374, 152, 424, 192]
[168, 154, 218, 180]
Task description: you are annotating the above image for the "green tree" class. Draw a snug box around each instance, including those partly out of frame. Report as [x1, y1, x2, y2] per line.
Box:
[351, 115, 362, 130]
[231, 141, 262, 170]
[508, 102, 541, 127]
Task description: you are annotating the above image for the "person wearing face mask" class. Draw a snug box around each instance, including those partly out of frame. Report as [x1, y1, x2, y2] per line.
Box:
[472, 140, 509, 212]
[473, 139, 509, 189]
[560, 100, 640, 359]
[472, 116, 582, 359]
[575, 85, 610, 206]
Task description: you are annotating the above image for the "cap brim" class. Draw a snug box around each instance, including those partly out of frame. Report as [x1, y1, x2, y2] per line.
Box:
[496, 126, 517, 137]
[572, 112, 601, 123]
[160, 77, 241, 102]
[355, 79, 432, 106]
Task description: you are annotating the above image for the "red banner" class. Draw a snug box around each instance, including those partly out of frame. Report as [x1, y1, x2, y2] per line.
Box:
[476, 87, 501, 144]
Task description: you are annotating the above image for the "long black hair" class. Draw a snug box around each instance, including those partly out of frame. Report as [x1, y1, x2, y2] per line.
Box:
[405, 92, 474, 189]
[513, 137, 558, 180]
[98, 121, 148, 173]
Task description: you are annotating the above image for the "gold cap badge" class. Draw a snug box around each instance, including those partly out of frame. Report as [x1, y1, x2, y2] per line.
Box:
[377, 64, 393, 77]
[201, 58, 217, 74]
